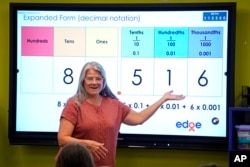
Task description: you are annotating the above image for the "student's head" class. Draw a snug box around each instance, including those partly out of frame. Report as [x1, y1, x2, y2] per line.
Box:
[56, 142, 94, 167]
[199, 163, 221, 167]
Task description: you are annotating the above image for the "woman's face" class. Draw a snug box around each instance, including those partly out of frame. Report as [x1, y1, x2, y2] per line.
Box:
[84, 69, 104, 97]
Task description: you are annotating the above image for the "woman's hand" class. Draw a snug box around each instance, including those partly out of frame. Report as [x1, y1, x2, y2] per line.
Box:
[84, 140, 108, 160]
[162, 90, 185, 102]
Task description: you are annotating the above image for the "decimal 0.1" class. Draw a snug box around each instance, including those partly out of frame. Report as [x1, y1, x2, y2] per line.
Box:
[133, 102, 143, 109]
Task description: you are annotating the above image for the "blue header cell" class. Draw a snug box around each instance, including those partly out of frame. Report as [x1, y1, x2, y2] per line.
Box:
[203, 12, 227, 21]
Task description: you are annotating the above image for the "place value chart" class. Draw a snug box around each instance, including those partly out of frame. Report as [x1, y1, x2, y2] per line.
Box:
[20, 26, 223, 97]
[18, 25, 227, 136]
[11, 7, 233, 139]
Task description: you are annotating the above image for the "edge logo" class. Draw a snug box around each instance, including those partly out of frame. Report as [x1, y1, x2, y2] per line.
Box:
[176, 120, 202, 132]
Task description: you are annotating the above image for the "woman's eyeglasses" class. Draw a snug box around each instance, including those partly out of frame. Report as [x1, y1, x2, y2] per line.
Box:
[84, 77, 103, 83]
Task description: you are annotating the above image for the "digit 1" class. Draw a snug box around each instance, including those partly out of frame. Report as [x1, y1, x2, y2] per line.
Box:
[167, 69, 171, 86]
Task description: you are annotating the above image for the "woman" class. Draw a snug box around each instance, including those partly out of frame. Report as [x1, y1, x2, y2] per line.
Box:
[57, 61, 185, 167]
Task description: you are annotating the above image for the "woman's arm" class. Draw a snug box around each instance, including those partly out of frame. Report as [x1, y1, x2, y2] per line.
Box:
[57, 118, 108, 159]
[123, 90, 185, 125]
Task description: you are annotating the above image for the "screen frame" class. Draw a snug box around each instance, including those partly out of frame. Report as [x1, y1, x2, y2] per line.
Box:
[9, 2, 236, 150]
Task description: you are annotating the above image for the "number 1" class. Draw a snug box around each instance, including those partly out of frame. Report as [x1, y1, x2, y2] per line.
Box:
[167, 69, 171, 86]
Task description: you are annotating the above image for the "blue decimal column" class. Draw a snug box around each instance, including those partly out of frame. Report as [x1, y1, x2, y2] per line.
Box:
[120, 27, 154, 96]
[187, 27, 224, 97]
[153, 27, 188, 96]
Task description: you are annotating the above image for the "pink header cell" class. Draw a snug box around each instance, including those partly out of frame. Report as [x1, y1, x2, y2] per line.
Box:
[21, 27, 54, 56]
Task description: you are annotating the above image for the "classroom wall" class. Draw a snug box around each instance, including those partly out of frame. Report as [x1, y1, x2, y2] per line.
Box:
[1, 0, 249, 166]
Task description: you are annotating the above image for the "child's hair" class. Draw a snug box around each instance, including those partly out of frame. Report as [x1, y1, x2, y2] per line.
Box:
[56, 142, 94, 167]
[199, 163, 222, 167]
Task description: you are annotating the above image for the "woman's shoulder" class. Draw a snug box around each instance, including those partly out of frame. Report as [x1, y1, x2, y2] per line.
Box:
[67, 96, 76, 102]
[65, 96, 78, 106]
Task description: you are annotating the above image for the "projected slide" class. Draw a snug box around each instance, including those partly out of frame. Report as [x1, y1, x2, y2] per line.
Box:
[16, 10, 228, 137]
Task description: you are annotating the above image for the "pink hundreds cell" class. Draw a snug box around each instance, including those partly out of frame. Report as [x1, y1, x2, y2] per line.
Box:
[22, 27, 53, 56]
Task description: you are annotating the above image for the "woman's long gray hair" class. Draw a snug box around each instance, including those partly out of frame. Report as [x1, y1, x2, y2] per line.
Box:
[73, 61, 118, 106]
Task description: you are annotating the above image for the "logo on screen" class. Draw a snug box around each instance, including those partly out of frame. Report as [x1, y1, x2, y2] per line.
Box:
[176, 120, 202, 132]
[211, 117, 219, 125]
